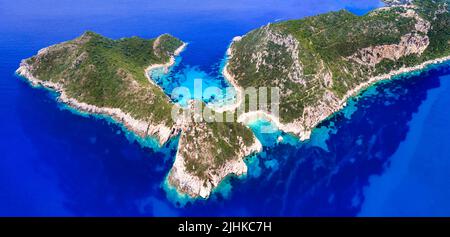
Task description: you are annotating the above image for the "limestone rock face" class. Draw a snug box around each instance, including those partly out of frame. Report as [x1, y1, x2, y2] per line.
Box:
[383, 0, 414, 7]
[349, 8, 431, 67]
[349, 33, 430, 67]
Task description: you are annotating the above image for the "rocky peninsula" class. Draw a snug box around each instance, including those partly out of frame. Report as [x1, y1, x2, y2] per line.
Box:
[227, 0, 450, 140]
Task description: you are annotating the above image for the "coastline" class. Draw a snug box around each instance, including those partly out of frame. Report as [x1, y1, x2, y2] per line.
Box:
[221, 34, 450, 141]
[16, 43, 187, 147]
[209, 36, 244, 113]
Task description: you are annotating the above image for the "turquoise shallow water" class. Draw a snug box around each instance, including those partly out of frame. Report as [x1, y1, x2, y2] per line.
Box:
[2, 0, 450, 216]
[149, 51, 235, 107]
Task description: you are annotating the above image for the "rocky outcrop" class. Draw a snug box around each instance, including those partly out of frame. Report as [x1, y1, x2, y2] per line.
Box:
[349, 33, 429, 67]
[349, 8, 431, 67]
[167, 123, 262, 199]
[250, 25, 304, 84]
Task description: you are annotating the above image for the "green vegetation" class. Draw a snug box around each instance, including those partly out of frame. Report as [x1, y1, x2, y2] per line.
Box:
[179, 107, 255, 180]
[25, 31, 184, 126]
[279, 8, 414, 60]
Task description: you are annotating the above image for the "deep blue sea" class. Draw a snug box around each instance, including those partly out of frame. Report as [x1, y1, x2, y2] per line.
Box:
[1, 0, 450, 216]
